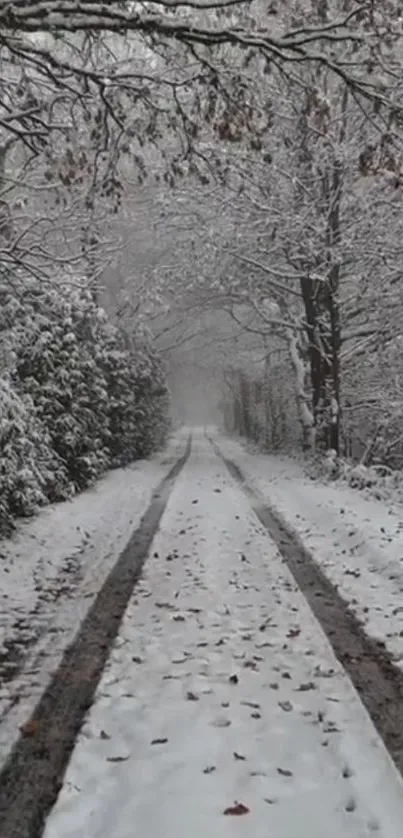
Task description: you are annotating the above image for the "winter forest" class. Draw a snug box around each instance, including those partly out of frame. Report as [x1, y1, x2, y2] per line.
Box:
[1, 0, 403, 532]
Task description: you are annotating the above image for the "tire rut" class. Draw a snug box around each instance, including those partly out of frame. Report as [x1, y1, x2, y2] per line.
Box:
[0, 437, 191, 838]
[213, 438, 403, 778]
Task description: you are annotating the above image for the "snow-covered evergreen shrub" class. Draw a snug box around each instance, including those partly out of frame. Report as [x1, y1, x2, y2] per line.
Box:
[7, 285, 112, 490]
[0, 378, 70, 534]
[100, 330, 170, 467]
[0, 273, 170, 527]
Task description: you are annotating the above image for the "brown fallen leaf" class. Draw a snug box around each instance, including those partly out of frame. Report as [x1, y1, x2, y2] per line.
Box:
[203, 765, 216, 774]
[151, 738, 168, 745]
[233, 751, 246, 761]
[107, 755, 130, 762]
[20, 720, 40, 737]
[295, 682, 316, 692]
[223, 802, 250, 816]
[277, 767, 293, 777]
[186, 691, 199, 701]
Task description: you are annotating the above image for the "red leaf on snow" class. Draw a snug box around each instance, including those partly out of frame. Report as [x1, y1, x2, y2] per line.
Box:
[224, 802, 250, 816]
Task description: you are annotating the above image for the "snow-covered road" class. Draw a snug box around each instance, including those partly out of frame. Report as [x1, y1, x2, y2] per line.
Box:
[43, 432, 403, 838]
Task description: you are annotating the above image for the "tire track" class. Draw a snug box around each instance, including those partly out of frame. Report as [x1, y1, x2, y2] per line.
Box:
[0, 436, 191, 838]
[212, 436, 403, 777]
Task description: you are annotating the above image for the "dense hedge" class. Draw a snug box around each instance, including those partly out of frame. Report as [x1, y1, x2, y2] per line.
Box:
[0, 275, 170, 534]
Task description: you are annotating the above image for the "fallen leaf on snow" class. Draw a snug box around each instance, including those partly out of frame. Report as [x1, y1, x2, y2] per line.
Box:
[233, 751, 246, 761]
[241, 700, 260, 709]
[279, 701, 293, 712]
[20, 720, 40, 737]
[100, 730, 111, 740]
[151, 738, 168, 745]
[223, 802, 250, 816]
[229, 674, 239, 684]
[243, 659, 258, 670]
[203, 765, 216, 774]
[277, 767, 293, 777]
[287, 627, 301, 638]
[106, 755, 130, 762]
[186, 691, 199, 701]
[211, 718, 231, 728]
[295, 681, 316, 692]
[173, 615, 185, 622]
[132, 656, 143, 664]
[251, 711, 261, 719]
[264, 798, 278, 805]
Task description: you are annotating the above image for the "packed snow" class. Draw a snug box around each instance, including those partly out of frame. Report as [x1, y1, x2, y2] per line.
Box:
[216, 434, 403, 670]
[44, 433, 403, 838]
[0, 430, 187, 767]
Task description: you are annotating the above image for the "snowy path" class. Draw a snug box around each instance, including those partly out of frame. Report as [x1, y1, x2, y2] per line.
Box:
[216, 435, 403, 669]
[42, 433, 403, 838]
